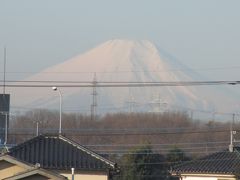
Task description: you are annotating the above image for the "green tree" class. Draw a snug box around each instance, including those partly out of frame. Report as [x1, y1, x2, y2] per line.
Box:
[166, 146, 190, 164]
[119, 145, 167, 180]
[166, 146, 191, 180]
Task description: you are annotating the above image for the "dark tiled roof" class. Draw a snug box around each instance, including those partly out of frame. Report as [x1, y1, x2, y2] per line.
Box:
[8, 134, 117, 171]
[171, 147, 240, 175]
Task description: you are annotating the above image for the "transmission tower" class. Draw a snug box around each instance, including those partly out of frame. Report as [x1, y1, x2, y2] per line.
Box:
[149, 94, 168, 113]
[126, 95, 137, 113]
[91, 73, 97, 121]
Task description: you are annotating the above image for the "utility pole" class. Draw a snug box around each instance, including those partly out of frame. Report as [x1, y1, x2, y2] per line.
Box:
[3, 47, 6, 94]
[34, 110, 41, 136]
[1, 47, 10, 145]
[91, 73, 97, 121]
[52, 87, 62, 134]
[35, 120, 41, 136]
[229, 113, 235, 152]
[36, 121, 39, 136]
[4, 112, 8, 144]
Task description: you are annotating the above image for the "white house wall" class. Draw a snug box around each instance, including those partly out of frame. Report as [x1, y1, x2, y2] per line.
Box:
[183, 177, 217, 180]
[181, 175, 236, 180]
[61, 173, 108, 180]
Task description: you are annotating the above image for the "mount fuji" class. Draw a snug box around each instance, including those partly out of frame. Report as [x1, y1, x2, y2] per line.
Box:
[8, 39, 240, 115]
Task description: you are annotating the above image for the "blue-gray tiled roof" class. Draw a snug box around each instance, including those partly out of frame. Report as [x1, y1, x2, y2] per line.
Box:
[8, 134, 117, 172]
[172, 147, 240, 175]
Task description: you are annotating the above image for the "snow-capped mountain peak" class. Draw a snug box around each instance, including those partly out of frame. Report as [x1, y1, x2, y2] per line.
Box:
[8, 39, 238, 115]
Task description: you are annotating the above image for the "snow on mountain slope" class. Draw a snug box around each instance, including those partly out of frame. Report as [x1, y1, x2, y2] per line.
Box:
[8, 39, 239, 114]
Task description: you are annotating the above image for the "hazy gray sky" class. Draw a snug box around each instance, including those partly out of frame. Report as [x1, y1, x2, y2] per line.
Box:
[1, 0, 240, 80]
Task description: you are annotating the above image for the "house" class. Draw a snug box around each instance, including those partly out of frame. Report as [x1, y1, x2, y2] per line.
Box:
[0, 155, 67, 179]
[0, 134, 119, 180]
[170, 146, 240, 180]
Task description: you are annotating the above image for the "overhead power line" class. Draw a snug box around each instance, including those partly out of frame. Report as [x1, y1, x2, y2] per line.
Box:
[0, 80, 239, 88]
[1, 65, 240, 74]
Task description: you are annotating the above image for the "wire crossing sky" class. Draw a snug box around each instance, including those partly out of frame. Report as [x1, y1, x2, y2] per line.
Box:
[1, 80, 240, 87]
